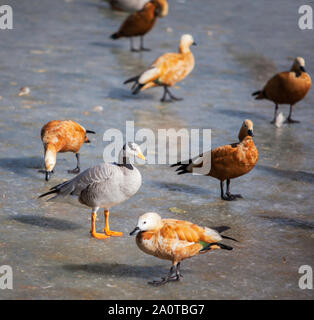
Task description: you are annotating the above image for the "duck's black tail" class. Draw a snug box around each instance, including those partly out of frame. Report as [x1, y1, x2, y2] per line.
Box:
[211, 226, 238, 242]
[170, 159, 193, 175]
[200, 242, 233, 252]
[252, 90, 261, 97]
[110, 32, 120, 40]
[123, 75, 143, 95]
[252, 90, 265, 100]
[124, 75, 140, 85]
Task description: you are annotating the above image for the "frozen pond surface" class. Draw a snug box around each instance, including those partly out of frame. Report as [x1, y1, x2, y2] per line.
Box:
[0, 0, 314, 299]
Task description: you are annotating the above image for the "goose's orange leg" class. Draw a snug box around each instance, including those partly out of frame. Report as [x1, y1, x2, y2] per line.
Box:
[90, 212, 109, 240]
[103, 210, 123, 237]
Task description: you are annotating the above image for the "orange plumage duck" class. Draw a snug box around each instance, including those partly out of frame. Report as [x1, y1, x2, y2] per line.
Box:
[171, 120, 258, 201]
[41, 120, 95, 181]
[124, 34, 196, 102]
[252, 57, 311, 124]
[110, 0, 168, 51]
[130, 212, 236, 286]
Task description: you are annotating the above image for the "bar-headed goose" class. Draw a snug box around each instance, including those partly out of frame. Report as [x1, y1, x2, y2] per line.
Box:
[39, 142, 145, 240]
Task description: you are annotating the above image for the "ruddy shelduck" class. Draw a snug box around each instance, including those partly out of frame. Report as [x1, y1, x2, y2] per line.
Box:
[39, 143, 145, 240]
[41, 120, 95, 181]
[108, 0, 149, 12]
[124, 34, 196, 102]
[130, 212, 236, 286]
[110, 0, 168, 51]
[252, 57, 312, 123]
[171, 120, 258, 201]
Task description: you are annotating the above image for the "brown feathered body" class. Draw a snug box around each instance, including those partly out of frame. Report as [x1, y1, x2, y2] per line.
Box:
[136, 218, 224, 264]
[41, 120, 88, 154]
[124, 34, 196, 97]
[208, 136, 258, 181]
[175, 121, 258, 183]
[141, 50, 195, 91]
[41, 120, 90, 173]
[111, 0, 167, 39]
[255, 71, 311, 105]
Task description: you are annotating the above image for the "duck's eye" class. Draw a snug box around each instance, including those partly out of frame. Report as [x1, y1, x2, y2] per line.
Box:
[143, 221, 146, 224]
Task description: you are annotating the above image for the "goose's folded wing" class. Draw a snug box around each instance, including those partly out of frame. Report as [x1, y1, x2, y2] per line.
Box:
[50, 163, 116, 197]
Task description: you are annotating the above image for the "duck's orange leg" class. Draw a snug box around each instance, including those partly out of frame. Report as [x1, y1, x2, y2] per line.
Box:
[103, 210, 123, 237]
[90, 212, 109, 240]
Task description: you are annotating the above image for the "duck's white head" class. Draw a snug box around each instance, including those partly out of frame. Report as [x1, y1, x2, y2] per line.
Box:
[152, 0, 168, 17]
[44, 144, 57, 181]
[130, 212, 162, 235]
[179, 34, 197, 53]
[119, 142, 145, 164]
[291, 57, 306, 73]
[238, 119, 254, 141]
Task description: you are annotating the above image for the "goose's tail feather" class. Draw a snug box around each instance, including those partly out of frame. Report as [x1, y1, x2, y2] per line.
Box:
[38, 189, 58, 199]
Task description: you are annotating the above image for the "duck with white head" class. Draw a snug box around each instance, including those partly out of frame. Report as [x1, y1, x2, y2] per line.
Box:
[124, 34, 196, 102]
[130, 212, 237, 286]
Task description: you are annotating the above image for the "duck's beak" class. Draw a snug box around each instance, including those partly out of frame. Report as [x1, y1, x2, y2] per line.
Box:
[136, 153, 146, 161]
[248, 129, 254, 137]
[130, 226, 140, 236]
[45, 171, 51, 181]
[192, 41, 197, 46]
[300, 66, 306, 72]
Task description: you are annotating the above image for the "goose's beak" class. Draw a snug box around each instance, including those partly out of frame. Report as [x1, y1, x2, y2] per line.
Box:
[136, 153, 146, 161]
[192, 41, 197, 46]
[300, 66, 306, 72]
[248, 129, 254, 137]
[130, 226, 140, 236]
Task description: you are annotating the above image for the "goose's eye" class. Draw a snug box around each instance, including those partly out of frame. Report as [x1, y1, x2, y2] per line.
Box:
[143, 221, 146, 224]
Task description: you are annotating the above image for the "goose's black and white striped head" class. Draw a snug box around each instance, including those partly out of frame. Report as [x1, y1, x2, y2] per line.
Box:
[119, 142, 145, 163]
